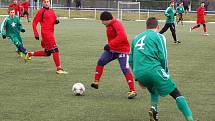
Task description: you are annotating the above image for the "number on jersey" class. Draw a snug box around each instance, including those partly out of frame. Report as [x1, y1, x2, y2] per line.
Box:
[135, 35, 146, 50]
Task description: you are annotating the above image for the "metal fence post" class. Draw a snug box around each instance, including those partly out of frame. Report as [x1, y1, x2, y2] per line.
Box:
[94, 8, 96, 20]
[69, 7, 71, 19]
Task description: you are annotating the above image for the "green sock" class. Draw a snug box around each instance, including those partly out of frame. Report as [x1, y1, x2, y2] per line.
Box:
[151, 94, 159, 111]
[176, 96, 194, 121]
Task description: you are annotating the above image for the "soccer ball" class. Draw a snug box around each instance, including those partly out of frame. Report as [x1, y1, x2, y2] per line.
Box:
[72, 83, 85, 96]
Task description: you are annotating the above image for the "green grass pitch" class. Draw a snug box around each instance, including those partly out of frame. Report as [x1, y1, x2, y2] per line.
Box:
[0, 19, 214, 121]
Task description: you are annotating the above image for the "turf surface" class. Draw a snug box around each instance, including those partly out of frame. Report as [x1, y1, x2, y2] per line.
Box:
[0, 19, 214, 121]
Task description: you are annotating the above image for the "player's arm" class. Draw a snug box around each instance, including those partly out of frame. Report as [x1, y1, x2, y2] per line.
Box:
[164, 7, 170, 17]
[129, 39, 135, 71]
[27, 2, 30, 9]
[157, 34, 168, 73]
[176, 7, 179, 13]
[182, 7, 185, 13]
[108, 21, 127, 49]
[32, 9, 42, 39]
[53, 10, 59, 24]
[203, 9, 206, 16]
[176, 8, 180, 15]
[17, 17, 25, 32]
[1, 18, 8, 37]
[17, 4, 21, 16]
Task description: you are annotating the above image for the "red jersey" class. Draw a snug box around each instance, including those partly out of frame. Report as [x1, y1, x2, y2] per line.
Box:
[106, 18, 130, 54]
[196, 6, 205, 24]
[9, 3, 20, 15]
[197, 6, 205, 19]
[32, 7, 57, 49]
[21, 1, 30, 12]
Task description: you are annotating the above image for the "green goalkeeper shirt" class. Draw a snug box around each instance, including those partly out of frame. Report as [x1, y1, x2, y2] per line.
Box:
[129, 29, 168, 80]
[1, 16, 23, 37]
[165, 6, 175, 23]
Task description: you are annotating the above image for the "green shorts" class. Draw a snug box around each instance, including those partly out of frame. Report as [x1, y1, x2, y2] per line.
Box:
[137, 67, 176, 96]
[8, 35, 23, 47]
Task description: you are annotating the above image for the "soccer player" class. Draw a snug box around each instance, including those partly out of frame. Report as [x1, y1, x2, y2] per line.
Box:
[8, 0, 20, 16]
[176, 2, 185, 25]
[176, 0, 180, 6]
[21, 0, 30, 22]
[190, 2, 208, 36]
[183, 0, 191, 14]
[159, 1, 181, 44]
[129, 17, 197, 121]
[204, 0, 209, 11]
[90, 11, 137, 99]
[1, 8, 29, 58]
[25, 0, 68, 74]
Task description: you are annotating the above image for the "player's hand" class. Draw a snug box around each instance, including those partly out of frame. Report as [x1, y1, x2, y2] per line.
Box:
[35, 36, 39, 40]
[55, 20, 60, 24]
[104, 44, 110, 51]
[21, 29, 25, 33]
[2, 35, 6, 39]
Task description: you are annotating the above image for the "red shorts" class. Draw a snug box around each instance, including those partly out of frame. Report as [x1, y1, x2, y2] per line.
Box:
[41, 32, 57, 50]
[197, 18, 205, 24]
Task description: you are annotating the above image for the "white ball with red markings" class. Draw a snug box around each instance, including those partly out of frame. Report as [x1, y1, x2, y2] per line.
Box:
[72, 83, 85, 96]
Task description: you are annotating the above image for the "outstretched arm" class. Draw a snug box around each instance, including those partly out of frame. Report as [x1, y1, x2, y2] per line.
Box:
[1, 18, 8, 36]
[157, 34, 168, 73]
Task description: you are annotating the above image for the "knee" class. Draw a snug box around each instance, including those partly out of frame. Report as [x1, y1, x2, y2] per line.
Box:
[121, 67, 129, 75]
[169, 88, 182, 100]
[172, 29, 176, 33]
[45, 48, 59, 56]
[45, 50, 52, 56]
[97, 58, 106, 66]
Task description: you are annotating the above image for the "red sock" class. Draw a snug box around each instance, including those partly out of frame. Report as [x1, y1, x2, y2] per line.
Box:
[125, 71, 135, 91]
[30, 50, 47, 56]
[52, 52, 61, 70]
[94, 65, 104, 82]
[192, 25, 199, 30]
[203, 25, 207, 33]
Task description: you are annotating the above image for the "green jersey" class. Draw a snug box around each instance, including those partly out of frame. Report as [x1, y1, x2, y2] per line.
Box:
[165, 6, 175, 23]
[1, 16, 24, 37]
[129, 29, 168, 80]
[176, 6, 185, 14]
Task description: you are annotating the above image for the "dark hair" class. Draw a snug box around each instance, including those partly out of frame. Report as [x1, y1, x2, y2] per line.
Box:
[146, 17, 158, 29]
[100, 11, 113, 21]
[170, 0, 174, 3]
[201, 1, 205, 4]
[8, 7, 15, 13]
